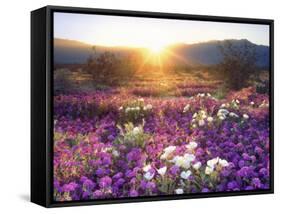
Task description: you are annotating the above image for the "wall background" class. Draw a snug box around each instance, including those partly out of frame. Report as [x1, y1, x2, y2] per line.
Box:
[0, 0, 279, 212]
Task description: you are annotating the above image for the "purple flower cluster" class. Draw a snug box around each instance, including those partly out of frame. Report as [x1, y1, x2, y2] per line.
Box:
[53, 87, 270, 201]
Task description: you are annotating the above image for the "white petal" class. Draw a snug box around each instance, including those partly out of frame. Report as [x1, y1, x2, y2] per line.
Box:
[157, 166, 167, 176]
[175, 188, 184, 194]
[180, 170, 192, 179]
[192, 162, 202, 170]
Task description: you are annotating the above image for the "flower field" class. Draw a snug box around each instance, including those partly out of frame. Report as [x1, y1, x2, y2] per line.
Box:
[53, 76, 270, 201]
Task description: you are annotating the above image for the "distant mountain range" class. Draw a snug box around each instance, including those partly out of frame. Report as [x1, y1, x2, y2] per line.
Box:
[54, 38, 269, 68]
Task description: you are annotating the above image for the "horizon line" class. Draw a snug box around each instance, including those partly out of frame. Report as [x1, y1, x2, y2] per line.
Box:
[54, 37, 269, 49]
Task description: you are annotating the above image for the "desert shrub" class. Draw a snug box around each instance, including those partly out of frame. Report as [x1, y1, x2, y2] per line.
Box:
[85, 51, 120, 85]
[84, 48, 140, 86]
[213, 86, 228, 99]
[54, 69, 73, 94]
[118, 53, 141, 79]
[218, 40, 257, 90]
[256, 79, 269, 94]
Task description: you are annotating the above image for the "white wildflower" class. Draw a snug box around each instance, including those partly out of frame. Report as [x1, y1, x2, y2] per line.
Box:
[132, 127, 141, 135]
[200, 109, 207, 114]
[144, 104, 153, 111]
[192, 113, 198, 118]
[205, 166, 214, 175]
[125, 107, 131, 113]
[147, 104, 153, 109]
[144, 171, 154, 180]
[259, 101, 269, 108]
[183, 153, 196, 162]
[180, 170, 192, 179]
[172, 156, 191, 169]
[229, 112, 239, 118]
[112, 150, 120, 157]
[160, 146, 176, 160]
[186, 141, 198, 150]
[192, 162, 202, 170]
[164, 146, 176, 154]
[207, 157, 219, 168]
[175, 188, 184, 194]
[160, 153, 168, 160]
[198, 119, 205, 127]
[157, 166, 167, 176]
[218, 109, 229, 116]
[200, 93, 205, 97]
[217, 109, 229, 120]
[102, 147, 111, 152]
[243, 114, 249, 119]
[218, 159, 229, 167]
[143, 164, 152, 172]
[183, 104, 190, 113]
[207, 116, 213, 122]
[197, 93, 205, 97]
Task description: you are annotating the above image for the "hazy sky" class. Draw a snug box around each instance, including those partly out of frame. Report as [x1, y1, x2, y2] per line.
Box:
[54, 12, 270, 48]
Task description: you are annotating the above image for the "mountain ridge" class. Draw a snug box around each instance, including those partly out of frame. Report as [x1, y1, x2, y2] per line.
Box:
[54, 38, 269, 68]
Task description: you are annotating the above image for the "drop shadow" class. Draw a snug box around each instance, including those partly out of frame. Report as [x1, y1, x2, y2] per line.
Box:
[19, 194, 30, 202]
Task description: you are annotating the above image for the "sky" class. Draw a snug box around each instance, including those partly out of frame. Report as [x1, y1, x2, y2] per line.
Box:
[54, 12, 270, 49]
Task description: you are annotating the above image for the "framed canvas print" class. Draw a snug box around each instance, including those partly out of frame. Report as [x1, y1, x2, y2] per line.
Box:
[31, 5, 274, 207]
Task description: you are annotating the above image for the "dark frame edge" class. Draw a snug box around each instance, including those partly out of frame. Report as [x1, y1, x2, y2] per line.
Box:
[269, 20, 274, 193]
[31, 6, 49, 207]
[48, 189, 274, 208]
[46, 6, 53, 208]
[46, 5, 273, 24]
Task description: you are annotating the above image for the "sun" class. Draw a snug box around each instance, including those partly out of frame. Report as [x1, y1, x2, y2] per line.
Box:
[149, 45, 164, 54]
[147, 43, 166, 55]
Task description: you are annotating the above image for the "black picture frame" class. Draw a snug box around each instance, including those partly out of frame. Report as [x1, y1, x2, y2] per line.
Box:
[31, 5, 274, 208]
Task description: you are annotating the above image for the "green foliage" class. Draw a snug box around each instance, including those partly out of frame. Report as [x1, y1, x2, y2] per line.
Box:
[54, 69, 73, 94]
[218, 40, 258, 90]
[85, 49, 141, 86]
[114, 121, 150, 149]
[85, 51, 120, 85]
[213, 85, 228, 100]
[256, 79, 269, 94]
[157, 177, 177, 194]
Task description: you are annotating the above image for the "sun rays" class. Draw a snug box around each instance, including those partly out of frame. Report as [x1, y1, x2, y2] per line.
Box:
[135, 46, 188, 78]
[147, 43, 166, 54]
